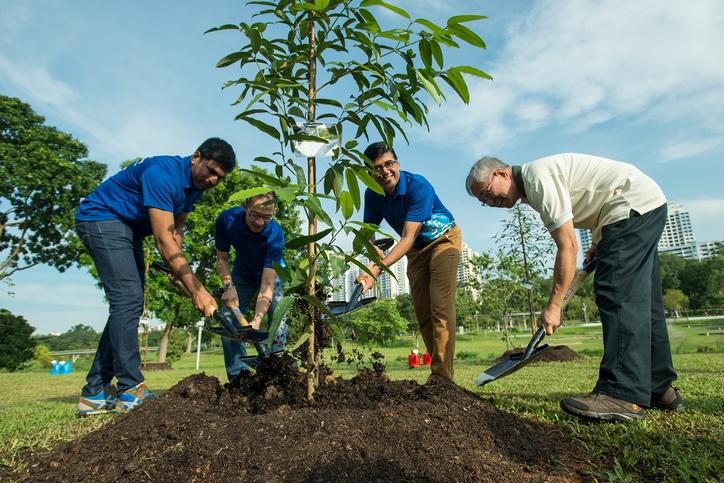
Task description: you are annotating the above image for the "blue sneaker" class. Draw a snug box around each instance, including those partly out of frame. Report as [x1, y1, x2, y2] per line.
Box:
[76, 386, 116, 417]
[117, 383, 156, 413]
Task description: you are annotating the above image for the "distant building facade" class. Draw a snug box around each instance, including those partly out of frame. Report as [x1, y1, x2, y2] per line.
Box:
[578, 202, 721, 261]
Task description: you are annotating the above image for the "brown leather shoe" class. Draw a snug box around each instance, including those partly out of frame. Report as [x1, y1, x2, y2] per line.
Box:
[651, 386, 684, 410]
[560, 392, 646, 421]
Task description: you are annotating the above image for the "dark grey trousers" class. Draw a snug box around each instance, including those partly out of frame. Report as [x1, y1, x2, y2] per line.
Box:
[593, 203, 677, 406]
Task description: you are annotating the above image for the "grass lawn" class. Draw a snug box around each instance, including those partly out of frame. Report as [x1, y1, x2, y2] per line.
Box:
[1, 320, 722, 481]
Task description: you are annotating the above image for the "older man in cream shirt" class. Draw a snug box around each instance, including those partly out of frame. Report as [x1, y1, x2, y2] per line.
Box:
[465, 153, 681, 422]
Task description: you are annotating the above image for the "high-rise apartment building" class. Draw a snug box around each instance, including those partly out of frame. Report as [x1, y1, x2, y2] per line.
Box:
[578, 203, 720, 261]
[658, 203, 695, 250]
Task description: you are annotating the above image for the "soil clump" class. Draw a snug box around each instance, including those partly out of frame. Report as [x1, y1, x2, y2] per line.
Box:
[15, 355, 588, 482]
[494, 345, 582, 364]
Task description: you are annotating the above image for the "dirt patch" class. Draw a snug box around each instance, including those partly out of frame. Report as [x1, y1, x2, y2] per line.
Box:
[141, 362, 172, 371]
[495, 345, 581, 364]
[14, 355, 588, 482]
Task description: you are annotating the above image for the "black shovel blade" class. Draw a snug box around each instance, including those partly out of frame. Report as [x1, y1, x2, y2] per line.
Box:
[475, 326, 548, 386]
[475, 344, 551, 386]
[327, 296, 377, 316]
[210, 309, 268, 342]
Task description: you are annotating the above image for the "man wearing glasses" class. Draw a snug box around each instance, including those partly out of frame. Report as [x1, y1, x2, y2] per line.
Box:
[356, 142, 461, 383]
[465, 153, 681, 421]
[215, 192, 287, 382]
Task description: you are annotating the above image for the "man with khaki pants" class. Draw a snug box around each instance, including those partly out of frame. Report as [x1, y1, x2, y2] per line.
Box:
[356, 142, 461, 382]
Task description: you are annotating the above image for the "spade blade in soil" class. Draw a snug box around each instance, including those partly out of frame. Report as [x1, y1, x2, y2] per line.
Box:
[475, 327, 549, 387]
[326, 283, 375, 316]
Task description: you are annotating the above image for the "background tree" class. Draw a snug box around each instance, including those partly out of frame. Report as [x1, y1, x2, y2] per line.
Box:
[343, 299, 408, 346]
[0, 95, 106, 284]
[33, 324, 99, 351]
[33, 344, 53, 369]
[493, 204, 555, 332]
[0, 308, 36, 371]
[210, 0, 490, 397]
[395, 293, 417, 335]
[663, 289, 689, 319]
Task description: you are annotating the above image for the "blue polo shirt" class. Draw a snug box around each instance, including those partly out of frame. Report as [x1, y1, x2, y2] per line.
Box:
[215, 206, 286, 284]
[363, 170, 454, 249]
[76, 155, 202, 236]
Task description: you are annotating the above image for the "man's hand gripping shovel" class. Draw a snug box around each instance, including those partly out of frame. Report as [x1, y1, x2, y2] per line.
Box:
[324, 238, 394, 316]
[151, 261, 268, 344]
[475, 260, 597, 387]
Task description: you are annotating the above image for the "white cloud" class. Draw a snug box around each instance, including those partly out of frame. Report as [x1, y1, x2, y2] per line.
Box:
[659, 138, 724, 162]
[425, 0, 724, 154]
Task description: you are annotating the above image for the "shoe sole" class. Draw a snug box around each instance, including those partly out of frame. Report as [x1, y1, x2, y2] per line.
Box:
[76, 408, 114, 417]
[560, 401, 645, 422]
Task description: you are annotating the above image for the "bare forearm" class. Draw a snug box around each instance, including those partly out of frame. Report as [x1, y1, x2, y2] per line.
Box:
[215, 256, 233, 286]
[548, 247, 577, 308]
[155, 236, 202, 294]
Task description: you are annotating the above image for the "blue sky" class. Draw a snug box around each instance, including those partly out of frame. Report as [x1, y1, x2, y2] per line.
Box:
[2, 0, 723, 334]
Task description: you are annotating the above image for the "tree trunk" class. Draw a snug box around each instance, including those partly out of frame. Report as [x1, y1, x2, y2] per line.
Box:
[516, 208, 537, 334]
[157, 302, 180, 363]
[305, 12, 318, 401]
[185, 330, 194, 353]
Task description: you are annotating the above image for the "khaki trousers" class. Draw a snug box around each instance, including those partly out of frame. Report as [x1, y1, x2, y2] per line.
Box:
[406, 225, 461, 381]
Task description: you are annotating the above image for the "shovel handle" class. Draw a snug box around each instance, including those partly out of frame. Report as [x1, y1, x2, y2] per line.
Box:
[523, 326, 546, 359]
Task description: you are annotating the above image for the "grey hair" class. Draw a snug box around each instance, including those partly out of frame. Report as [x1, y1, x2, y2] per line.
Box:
[465, 156, 509, 196]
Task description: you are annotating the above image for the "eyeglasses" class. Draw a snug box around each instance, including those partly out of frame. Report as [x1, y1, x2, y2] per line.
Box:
[247, 210, 273, 222]
[373, 159, 397, 175]
[476, 174, 496, 206]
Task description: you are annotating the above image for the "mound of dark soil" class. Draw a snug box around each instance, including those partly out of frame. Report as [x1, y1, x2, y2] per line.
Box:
[15, 356, 587, 482]
[495, 345, 581, 364]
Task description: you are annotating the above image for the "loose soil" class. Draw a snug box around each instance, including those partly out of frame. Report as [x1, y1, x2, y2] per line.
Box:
[13, 355, 588, 482]
[494, 345, 582, 364]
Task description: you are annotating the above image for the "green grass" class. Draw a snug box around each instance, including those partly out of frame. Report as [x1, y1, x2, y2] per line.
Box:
[1, 324, 723, 481]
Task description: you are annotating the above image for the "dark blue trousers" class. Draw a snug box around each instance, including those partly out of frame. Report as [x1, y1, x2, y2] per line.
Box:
[594, 204, 677, 406]
[76, 219, 145, 395]
[221, 277, 286, 381]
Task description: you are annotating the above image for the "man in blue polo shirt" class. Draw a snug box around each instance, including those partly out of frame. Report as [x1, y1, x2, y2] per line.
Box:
[215, 191, 288, 382]
[75, 137, 236, 415]
[356, 142, 462, 382]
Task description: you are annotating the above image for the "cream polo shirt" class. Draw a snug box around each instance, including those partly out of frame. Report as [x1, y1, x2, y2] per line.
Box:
[520, 153, 666, 244]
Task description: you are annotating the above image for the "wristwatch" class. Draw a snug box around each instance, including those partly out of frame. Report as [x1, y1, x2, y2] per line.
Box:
[223, 282, 235, 291]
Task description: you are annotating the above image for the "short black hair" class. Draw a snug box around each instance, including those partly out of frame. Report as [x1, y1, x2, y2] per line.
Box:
[196, 138, 236, 173]
[363, 142, 397, 164]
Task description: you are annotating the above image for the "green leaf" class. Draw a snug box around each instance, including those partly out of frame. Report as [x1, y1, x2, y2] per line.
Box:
[414, 18, 444, 34]
[301, 294, 335, 319]
[448, 23, 486, 48]
[293, 164, 306, 185]
[345, 167, 361, 208]
[240, 116, 280, 139]
[275, 185, 298, 203]
[416, 70, 442, 104]
[204, 24, 240, 34]
[447, 15, 488, 25]
[442, 69, 470, 104]
[216, 51, 247, 68]
[285, 228, 334, 250]
[228, 186, 274, 203]
[314, 0, 330, 10]
[305, 194, 334, 226]
[254, 156, 277, 164]
[360, 0, 411, 19]
[354, 166, 384, 195]
[430, 40, 444, 68]
[339, 191, 354, 219]
[455, 65, 493, 80]
[419, 39, 432, 70]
